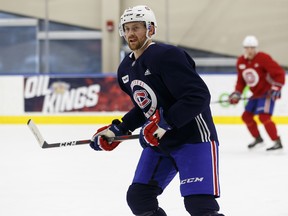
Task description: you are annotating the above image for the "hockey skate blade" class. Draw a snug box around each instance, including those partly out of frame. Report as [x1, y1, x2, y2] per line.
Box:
[248, 142, 265, 150]
[27, 119, 46, 148]
[266, 145, 284, 155]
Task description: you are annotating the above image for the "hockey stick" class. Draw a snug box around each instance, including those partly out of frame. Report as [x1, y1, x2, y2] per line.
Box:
[211, 96, 259, 104]
[27, 119, 139, 149]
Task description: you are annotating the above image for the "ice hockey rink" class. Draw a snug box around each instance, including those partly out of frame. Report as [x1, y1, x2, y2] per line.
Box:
[0, 123, 288, 216]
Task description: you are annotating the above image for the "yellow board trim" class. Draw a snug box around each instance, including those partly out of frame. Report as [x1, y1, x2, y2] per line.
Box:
[1, 115, 288, 124]
[0, 116, 123, 124]
[212, 116, 288, 124]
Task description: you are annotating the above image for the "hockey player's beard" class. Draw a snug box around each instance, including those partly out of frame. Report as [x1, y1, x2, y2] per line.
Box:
[127, 40, 142, 51]
[127, 37, 148, 51]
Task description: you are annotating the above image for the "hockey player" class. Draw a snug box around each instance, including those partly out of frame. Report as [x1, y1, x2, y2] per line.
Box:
[90, 5, 224, 216]
[229, 35, 285, 150]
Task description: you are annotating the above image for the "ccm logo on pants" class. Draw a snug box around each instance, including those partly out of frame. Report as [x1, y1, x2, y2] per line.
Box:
[180, 177, 204, 185]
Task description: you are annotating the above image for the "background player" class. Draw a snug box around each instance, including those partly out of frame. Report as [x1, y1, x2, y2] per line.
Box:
[229, 35, 285, 150]
[90, 5, 224, 216]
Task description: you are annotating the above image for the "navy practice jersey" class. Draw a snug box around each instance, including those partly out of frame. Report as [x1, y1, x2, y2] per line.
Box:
[117, 43, 218, 149]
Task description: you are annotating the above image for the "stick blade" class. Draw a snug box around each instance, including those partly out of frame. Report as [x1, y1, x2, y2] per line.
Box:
[27, 119, 46, 148]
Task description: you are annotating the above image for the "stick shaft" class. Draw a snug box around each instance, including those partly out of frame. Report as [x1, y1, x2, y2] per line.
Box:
[211, 96, 260, 104]
[27, 119, 139, 149]
[42, 134, 140, 148]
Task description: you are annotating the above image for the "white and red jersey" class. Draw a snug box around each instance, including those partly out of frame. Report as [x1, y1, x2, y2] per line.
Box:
[235, 52, 285, 97]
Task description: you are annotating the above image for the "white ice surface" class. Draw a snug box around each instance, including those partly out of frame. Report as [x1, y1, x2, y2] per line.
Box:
[0, 124, 287, 216]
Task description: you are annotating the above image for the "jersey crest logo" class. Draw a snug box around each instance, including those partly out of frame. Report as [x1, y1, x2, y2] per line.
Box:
[133, 90, 151, 108]
[122, 75, 129, 84]
[130, 80, 157, 118]
[242, 68, 259, 87]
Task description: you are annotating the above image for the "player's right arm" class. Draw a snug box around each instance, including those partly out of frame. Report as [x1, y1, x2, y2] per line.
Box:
[228, 57, 246, 104]
[234, 57, 247, 94]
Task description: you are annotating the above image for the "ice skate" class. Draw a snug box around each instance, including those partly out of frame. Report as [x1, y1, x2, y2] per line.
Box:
[248, 136, 264, 149]
[266, 138, 283, 151]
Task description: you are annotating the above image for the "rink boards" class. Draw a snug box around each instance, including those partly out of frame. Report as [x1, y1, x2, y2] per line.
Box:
[1, 74, 288, 124]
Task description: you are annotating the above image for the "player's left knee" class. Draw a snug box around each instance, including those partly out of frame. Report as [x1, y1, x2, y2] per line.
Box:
[258, 113, 272, 124]
[184, 194, 222, 216]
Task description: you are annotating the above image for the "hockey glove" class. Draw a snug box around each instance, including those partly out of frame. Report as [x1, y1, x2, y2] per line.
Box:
[140, 108, 172, 147]
[90, 119, 126, 151]
[269, 85, 281, 100]
[228, 91, 241, 104]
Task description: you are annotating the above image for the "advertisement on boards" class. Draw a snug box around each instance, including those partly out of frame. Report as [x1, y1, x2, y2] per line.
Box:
[24, 76, 133, 112]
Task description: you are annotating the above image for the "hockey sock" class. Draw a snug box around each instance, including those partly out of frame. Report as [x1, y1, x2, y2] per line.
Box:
[184, 195, 221, 216]
[242, 111, 260, 138]
[258, 114, 279, 140]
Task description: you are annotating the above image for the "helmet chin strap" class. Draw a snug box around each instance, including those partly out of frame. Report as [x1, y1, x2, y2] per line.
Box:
[137, 38, 150, 51]
[135, 29, 153, 51]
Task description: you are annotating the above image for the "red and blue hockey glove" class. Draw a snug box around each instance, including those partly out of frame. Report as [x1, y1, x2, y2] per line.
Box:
[228, 91, 241, 104]
[269, 85, 281, 100]
[140, 108, 172, 147]
[90, 119, 126, 151]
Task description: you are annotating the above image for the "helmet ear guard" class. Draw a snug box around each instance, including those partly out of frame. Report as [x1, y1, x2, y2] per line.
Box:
[119, 5, 157, 37]
[147, 22, 156, 35]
